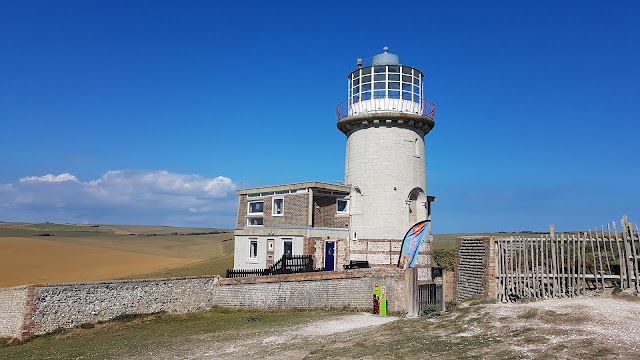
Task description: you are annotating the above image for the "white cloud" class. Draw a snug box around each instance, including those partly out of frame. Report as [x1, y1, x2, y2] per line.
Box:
[0, 170, 238, 228]
[19, 173, 78, 183]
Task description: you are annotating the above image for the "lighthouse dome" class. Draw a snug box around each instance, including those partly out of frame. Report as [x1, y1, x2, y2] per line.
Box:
[372, 47, 399, 65]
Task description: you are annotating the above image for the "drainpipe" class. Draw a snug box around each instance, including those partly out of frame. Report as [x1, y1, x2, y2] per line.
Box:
[308, 188, 313, 227]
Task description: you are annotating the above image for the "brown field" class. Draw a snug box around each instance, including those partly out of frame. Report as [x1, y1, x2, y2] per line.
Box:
[0, 222, 234, 288]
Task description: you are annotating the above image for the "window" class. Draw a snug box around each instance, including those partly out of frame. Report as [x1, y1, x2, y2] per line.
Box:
[249, 239, 257, 259]
[337, 199, 349, 214]
[272, 197, 284, 216]
[247, 217, 263, 226]
[248, 201, 264, 214]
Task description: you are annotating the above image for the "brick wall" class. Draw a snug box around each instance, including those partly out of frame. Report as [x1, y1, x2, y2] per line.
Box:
[350, 239, 430, 270]
[217, 269, 407, 312]
[264, 193, 309, 227]
[236, 193, 310, 229]
[313, 194, 349, 228]
[0, 269, 409, 340]
[236, 194, 248, 229]
[455, 237, 494, 300]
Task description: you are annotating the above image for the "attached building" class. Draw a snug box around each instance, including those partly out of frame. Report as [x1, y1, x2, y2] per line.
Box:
[233, 181, 351, 271]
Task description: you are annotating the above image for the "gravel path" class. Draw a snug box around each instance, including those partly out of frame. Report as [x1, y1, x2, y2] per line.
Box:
[484, 295, 640, 356]
[175, 313, 398, 360]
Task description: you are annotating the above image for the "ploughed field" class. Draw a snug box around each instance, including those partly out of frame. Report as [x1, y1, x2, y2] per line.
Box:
[0, 222, 233, 288]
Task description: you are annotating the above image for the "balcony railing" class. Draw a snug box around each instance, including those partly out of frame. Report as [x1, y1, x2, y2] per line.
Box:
[336, 98, 436, 121]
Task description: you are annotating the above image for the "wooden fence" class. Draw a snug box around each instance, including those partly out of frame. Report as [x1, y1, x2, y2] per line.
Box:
[226, 255, 316, 278]
[495, 217, 639, 302]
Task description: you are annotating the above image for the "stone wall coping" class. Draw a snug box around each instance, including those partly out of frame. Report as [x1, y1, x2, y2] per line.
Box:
[219, 268, 403, 285]
[19, 275, 221, 289]
[236, 181, 350, 195]
[0, 285, 31, 291]
[456, 236, 492, 241]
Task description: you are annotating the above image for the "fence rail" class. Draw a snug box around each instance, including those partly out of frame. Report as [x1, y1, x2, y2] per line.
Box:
[226, 255, 315, 278]
[495, 217, 639, 302]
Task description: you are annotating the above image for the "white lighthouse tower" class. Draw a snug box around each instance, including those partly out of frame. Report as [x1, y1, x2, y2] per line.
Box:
[337, 47, 436, 273]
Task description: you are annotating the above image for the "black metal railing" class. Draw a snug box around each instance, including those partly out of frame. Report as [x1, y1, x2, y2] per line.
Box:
[336, 98, 436, 121]
[226, 255, 315, 278]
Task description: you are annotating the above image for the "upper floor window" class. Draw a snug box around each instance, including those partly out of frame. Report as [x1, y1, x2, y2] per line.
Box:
[272, 197, 284, 216]
[336, 199, 349, 214]
[248, 201, 264, 214]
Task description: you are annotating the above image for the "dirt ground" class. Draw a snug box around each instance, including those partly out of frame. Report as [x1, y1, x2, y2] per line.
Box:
[0, 237, 201, 287]
[158, 296, 640, 360]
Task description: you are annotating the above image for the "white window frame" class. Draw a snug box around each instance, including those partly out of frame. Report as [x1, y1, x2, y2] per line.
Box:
[247, 201, 264, 215]
[246, 217, 263, 227]
[336, 199, 350, 214]
[272, 197, 284, 216]
[249, 239, 258, 259]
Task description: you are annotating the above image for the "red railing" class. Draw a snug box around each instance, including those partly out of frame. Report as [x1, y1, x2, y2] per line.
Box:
[336, 98, 436, 121]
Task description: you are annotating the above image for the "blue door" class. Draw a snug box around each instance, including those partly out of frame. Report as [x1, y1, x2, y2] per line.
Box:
[324, 241, 335, 271]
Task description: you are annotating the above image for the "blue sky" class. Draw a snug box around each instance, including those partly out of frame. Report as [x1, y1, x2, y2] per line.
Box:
[1, 1, 639, 233]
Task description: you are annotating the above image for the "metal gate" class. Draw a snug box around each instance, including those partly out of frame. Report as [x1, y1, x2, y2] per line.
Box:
[418, 283, 443, 313]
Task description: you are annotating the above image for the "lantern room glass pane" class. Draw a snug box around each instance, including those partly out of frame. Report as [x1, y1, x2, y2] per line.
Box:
[402, 83, 412, 91]
[361, 67, 371, 74]
[402, 75, 412, 83]
[374, 82, 386, 89]
[374, 90, 385, 98]
[402, 67, 412, 75]
[374, 66, 386, 73]
[403, 91, 412, 100]
[389, 74, 400, 81]
[389, 90, 400, 99]
[362, 83, 371, 92]
[389, 82, 400, 89]
[353, 78, 360, 86]
[361, 91, 371, 100]
[352, 95, 359, 103]
[388, 66, 399, 73]
[362, 75, 371, 83]
[374, 74, 385, 81]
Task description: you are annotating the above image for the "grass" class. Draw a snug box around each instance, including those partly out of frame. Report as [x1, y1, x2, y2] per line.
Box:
[432, 232, 549, 251]
[0, 308, 340, 360]
[124, 255, 234, 279]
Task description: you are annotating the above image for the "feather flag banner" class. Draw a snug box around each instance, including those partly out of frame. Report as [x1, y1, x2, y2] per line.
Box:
[397, 220, 430, 270]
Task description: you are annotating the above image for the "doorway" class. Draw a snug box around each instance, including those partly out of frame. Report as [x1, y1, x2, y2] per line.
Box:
[283, 240, 293, 257]
[324, 241, 335, 271]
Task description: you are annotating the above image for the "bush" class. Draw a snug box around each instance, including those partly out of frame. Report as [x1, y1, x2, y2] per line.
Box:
[432, 249, 455, 271]
[445, 300, 458, 312]
[421, 304, 441, 318]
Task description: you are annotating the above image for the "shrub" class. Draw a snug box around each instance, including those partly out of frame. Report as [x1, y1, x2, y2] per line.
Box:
[421, 304, 441, 318]
[432, 249, 455, 271]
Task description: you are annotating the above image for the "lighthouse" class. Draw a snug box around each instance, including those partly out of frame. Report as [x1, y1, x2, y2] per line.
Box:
[336, 47, 436, 274]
